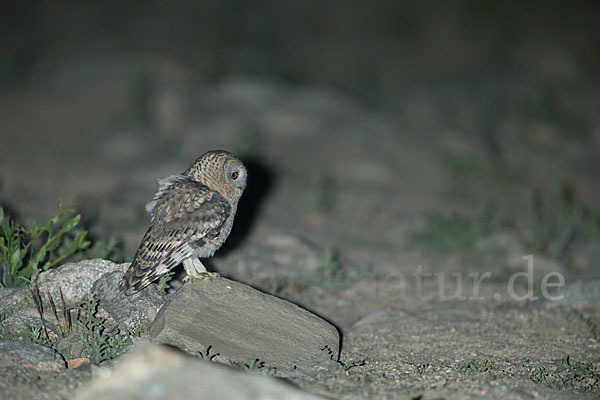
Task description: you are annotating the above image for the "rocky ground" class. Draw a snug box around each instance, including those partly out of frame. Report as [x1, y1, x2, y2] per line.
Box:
[1, 2, 600, 399]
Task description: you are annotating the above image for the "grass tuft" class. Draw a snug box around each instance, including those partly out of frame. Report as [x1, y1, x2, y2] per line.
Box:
[529, 186, 600, 260]
[314, 246, 351, 291]
[410, 206, 506, 256]
[197, 345, 220, 362]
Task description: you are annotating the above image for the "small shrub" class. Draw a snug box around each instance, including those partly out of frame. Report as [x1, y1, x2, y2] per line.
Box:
[71, 296, 132, 364]
[0, 202, 91, 288]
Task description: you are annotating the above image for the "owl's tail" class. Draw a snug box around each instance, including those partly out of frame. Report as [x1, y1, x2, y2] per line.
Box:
[120, 260, 149, 295]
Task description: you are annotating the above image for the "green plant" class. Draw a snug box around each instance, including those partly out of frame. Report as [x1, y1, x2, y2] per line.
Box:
[197, 345, 220, 361]
[24, 326, 54, 346]
[308, 173, 336, 215]
[320, 344, 336, 360]
[154, 271, 175, 294]
[552, 355, 599, 382]
[530, 187, 600, 259]
[343, 359, 366, 372]
[79, 237, 125, 263]
[267, 278, 286, 297]
[25, 288, 134, 364]
[70, 296, 132, 364]
[0, 309, 55, 343]
[0, 310, 25, 341]
[0, 202, 91, 288]
[442, 154, 524, 186]
[410, 206, 506, 256]
[315, 246, 350, 291]
[245, 358, 266, 370]
[414, 363, 436, 376]
[459, 359, 497, 376]
[231, 358, 277, 375]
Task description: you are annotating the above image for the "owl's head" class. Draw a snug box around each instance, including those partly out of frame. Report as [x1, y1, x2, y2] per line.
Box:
[185, 150, 247, 202]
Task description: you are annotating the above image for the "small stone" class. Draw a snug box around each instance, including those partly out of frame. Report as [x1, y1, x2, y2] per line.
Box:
[149, 277, 339, 369]
[56, 333, 85, 360]
[67, 357, 91, 369]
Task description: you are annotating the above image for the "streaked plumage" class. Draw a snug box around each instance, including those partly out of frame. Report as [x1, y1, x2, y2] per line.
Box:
[121, 150, 247, 294]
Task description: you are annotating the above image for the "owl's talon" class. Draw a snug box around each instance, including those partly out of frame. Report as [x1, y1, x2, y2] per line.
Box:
[184, 271, 220, 282]
[206, 271, 221, 280]
[197, 271, 220, 280]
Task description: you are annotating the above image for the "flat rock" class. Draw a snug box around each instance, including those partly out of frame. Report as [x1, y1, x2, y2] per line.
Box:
[0, 340, 91, 400]
[148, 277, 339, 369]
[552, 280, 600, 307]
[0, 340, 66, 371]
[75, 344, 323, 400]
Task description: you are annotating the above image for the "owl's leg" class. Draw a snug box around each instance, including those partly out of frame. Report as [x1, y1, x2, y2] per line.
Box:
[182, 257, 220, 281]
[192, 257, 221, 280]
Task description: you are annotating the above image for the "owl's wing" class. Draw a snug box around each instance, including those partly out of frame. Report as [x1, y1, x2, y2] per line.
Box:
[121, 177, 232, 294]
[144, 174, 189, 221]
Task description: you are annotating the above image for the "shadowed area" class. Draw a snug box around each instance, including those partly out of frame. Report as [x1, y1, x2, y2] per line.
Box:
[219, 157, 276, 254]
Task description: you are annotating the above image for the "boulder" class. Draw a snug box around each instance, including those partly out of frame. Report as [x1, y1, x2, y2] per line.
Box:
[0, 340, 66, 371]
[149, 277, 339, 370]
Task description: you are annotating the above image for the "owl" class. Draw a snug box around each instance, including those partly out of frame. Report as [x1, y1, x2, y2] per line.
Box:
[121, 150, 247, 294]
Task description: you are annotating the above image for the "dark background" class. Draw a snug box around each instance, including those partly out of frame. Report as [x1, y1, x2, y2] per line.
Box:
[1, 0, 599, 257]
[3, 1, 600, 96]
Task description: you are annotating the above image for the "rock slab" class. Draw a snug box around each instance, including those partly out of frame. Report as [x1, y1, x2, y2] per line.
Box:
[0, 340, 66, 371]
[149, 277, 339, 369]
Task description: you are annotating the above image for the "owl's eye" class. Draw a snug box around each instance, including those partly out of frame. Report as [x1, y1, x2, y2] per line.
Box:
[230, 171, 239, 180]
